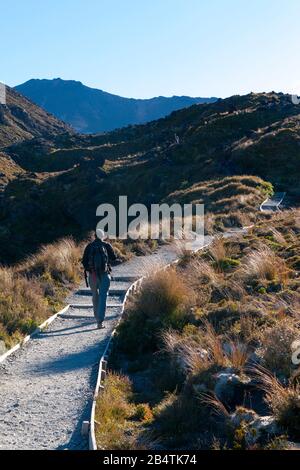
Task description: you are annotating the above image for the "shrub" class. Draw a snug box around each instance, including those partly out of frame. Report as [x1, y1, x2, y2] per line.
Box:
[134, 404, 153, 422]
[152, 392, 206, 445]
[217, 258, 241, 271]
[204, 301, 241, 333]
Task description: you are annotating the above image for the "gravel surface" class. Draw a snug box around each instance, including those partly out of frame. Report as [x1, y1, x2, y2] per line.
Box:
[0, 305, 121, 450]
[0, 235, 211, 450]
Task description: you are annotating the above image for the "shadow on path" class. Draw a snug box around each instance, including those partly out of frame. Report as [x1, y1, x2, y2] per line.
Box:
[27, 338, 109, 376]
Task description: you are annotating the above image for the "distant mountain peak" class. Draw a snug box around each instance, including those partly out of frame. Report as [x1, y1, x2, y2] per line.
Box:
[15, 79, 217, 133]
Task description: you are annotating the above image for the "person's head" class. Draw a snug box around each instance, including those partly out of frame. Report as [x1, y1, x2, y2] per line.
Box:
[95, 228, 106, 241]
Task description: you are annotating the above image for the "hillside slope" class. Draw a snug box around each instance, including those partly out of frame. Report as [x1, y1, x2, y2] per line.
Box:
[1, 91, 300, 263]
[0, 86, 71, 148]
[15, 78, 217, 133]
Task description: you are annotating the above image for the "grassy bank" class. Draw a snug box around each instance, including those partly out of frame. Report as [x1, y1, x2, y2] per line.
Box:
[0, 238, 82, 348]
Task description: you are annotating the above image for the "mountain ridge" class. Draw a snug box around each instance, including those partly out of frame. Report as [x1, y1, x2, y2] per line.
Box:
[15, 78, 217, 133]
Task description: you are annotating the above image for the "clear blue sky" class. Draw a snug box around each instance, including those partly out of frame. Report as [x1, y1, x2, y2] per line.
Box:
[1, 0, 300, 98]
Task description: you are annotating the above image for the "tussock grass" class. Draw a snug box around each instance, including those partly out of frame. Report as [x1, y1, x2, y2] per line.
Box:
[0, 267, 48, 346]
[226, 341, 250, 371]
[185, 257, 220, 286]
[161, 329, 210, 374]
[199, 392, 230, 418]
[0, 237, 83, 347]
[20, 237, 82, 284]
[116, 268, 195, 354]
[238, 244, 290, 286]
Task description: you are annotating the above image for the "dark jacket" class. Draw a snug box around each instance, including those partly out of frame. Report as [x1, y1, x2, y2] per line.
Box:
[82, 239, 117, 273]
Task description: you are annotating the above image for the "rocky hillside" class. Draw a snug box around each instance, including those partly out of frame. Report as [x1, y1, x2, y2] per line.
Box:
[1, 90, 300, 263]
[15, 78, 217, 133]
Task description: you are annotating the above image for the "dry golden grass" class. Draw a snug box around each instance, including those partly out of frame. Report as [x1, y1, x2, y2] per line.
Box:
[117, 267, 195, 354]
[0, 237, 84, 347]
[20, 237, 82, 284]
[198, 392, 230, 418]
[162, 329, 210, 374]
[95, 372, 156, 450]
[226, 341, 250, 371]
[238, 244, 290, 285]
[162, 322, 249, 377]
[201, 321, 226, 367]
[202, 322, 249, 370]
[131, 268, 194, 319]
[208, 237, 227, 265]
[0, 266, 48, 346]
[185, 257, 220, 286]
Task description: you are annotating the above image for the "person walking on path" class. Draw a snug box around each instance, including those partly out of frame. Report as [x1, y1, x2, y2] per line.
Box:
[82, 229, 118, 329]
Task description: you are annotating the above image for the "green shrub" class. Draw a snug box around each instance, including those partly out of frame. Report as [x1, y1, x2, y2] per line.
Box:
[216, 257, 241, 271]
[134, 404, 153, 422]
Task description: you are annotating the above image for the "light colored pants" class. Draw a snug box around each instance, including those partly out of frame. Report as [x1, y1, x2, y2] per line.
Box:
[88, 272, 111, 323]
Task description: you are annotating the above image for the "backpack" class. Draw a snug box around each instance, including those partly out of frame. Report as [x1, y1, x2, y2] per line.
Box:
[88, 241, 109, 276]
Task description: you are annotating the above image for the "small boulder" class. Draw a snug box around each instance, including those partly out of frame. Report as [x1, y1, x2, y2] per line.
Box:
[230, 407, 280, 446]
[214, 369, 252, 405]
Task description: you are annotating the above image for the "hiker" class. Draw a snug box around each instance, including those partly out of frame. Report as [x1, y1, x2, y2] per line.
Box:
[82, 229, 118, 329]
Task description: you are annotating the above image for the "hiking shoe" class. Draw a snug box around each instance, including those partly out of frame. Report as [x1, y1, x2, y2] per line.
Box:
[97, 322, 105, 329]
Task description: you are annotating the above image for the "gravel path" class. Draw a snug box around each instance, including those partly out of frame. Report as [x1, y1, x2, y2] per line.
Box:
[0, 236, 210, 450]
[0, 305, 121, 450]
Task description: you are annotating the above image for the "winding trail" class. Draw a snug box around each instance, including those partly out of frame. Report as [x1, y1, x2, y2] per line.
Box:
[0, 236, 209, 450]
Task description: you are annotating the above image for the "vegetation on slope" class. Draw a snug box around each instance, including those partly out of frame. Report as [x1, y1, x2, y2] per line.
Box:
[97, 209, 300, 450]
[1, 91, 299, 264]
[0, 238, 82, 348]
